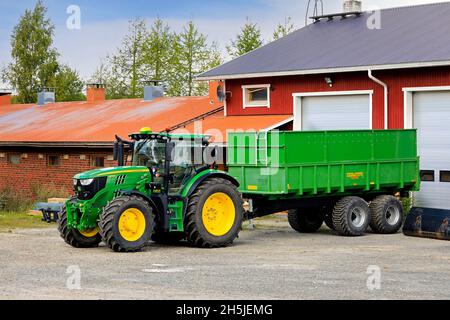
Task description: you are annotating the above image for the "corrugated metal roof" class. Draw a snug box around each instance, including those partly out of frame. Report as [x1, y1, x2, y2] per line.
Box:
[172, 114, 293, 143]
[0, 97, 220, 143]
[199, 3, 450, 80]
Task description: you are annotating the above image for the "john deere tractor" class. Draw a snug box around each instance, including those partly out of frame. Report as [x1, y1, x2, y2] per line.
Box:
[58, 128, 244, 252]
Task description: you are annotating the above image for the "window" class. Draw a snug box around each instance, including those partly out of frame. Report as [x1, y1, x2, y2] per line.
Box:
[420, 170, 435, 182]
[242, 84, 270, 108]
[48, 155, 61, 166]
[8, 154, 20, 165]
[440, 171, 450, 183]
[92, 156, 105, 167]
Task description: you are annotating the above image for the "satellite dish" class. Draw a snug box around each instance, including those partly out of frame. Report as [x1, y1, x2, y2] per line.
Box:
[217, 84, 226, 103]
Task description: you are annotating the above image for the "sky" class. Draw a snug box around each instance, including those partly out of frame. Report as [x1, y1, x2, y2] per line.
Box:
[0, 0, 449, 83]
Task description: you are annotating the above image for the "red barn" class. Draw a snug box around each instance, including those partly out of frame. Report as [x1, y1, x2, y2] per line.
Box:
[197, 3, 450, 211]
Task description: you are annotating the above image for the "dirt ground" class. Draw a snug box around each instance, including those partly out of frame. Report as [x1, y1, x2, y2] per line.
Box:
[0, 215, 449, 300]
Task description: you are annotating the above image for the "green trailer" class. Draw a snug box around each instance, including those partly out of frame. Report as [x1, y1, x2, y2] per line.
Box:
[228, 130, 420, 236]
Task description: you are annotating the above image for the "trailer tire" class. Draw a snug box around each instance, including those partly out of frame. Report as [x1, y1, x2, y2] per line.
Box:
[324, 214, 335, 230]
[369, 195, 404, 234]
[185, 177, 243, 248]
[333, 197, 370, 236]
[100, 195, 154, 252]
[58, 208, 102, 248]
[288, 209, 323, 233]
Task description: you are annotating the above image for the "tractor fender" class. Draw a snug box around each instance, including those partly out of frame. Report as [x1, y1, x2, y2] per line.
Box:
[183, 170, 240, 198]
[119, 190, 164, 217]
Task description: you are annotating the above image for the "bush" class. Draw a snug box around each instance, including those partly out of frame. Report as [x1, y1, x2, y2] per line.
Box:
[0, 183, 70, 213]
[0, 187, 33, 212]
[401, 196, 413, 216]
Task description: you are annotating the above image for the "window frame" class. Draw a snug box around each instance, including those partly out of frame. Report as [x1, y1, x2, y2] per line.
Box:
[242, 84, 271, 109]
[92, 156, 106, 168]
[47, 155, 61, 167]
[8, 154, 21, 165]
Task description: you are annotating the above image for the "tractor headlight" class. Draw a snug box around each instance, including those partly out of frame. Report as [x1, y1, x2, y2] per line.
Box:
[73, 179, 78, 186]
[80, 179, 94, 186]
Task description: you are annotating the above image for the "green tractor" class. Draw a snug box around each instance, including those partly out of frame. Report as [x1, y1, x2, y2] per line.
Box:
[58, 128, 244, 252]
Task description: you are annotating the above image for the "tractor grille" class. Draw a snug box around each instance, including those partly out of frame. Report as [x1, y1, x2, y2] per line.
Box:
[74, 177, 107, 200]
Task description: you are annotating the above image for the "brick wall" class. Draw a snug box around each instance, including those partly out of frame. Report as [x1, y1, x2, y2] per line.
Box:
[0, 147, 119, 196]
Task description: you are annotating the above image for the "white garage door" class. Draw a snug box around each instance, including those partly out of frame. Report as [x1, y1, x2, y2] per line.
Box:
[300, 94, 371, 131]
[413, 91, 450, 209]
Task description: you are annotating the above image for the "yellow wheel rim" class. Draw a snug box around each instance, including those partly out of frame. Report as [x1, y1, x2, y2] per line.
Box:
[118, 208, 147, 242]
[79, 228, 99, 238]
[202, 193, 236, 237]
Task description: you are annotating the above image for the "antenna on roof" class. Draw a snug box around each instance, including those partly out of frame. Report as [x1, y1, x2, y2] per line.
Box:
[305, 0, 324, 26]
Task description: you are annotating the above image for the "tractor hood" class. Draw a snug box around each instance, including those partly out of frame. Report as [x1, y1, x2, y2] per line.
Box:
[74, 166, 150, 180]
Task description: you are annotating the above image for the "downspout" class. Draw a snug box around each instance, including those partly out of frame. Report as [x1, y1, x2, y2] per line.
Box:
[368, 70, 388, 129]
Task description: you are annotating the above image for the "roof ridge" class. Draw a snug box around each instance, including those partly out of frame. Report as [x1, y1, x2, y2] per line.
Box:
[366, 1, 450, 13]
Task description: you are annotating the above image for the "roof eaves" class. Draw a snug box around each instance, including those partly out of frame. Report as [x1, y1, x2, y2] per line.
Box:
[0, 142, 114, 149]
[196, 60, 450, 80]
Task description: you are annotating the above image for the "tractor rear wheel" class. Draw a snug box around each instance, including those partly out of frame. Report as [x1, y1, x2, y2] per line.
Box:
[185, 178, 243, 248]
[100, 195, 154, 252]
[369, 195, 404, 234]
[58, 208, 102, 248]
[333, 197, 370, 237]
[288, 209, 323, 233]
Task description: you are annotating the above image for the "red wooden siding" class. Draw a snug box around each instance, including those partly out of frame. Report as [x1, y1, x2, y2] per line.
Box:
[225, 67, 450, 129]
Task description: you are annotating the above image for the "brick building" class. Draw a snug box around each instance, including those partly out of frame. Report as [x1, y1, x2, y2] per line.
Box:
[0, 83, 287, 195]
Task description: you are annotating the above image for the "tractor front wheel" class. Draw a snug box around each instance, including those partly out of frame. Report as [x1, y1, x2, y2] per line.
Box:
[58, 208, 102, 248]
[100, 195, 154, 252]
[185, 178, 243, 248]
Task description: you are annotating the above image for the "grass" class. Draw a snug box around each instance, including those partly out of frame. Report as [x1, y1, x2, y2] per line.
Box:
[0, 211, 54, 232]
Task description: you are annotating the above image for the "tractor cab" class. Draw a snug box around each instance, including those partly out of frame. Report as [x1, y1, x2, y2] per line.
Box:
[118, 128, 212, 195]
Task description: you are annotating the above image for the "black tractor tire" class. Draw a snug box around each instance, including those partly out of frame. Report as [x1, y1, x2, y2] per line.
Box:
[324, 214, 335, 230]
[100, 195, 154, 253]
[185, 178, 243, 248]
[288, 209, 323, 233]
[369, 195, 404, 234]
[333, 197, 370, 237]
[151, 232, 185, 245]
[58, 208, 102, 248]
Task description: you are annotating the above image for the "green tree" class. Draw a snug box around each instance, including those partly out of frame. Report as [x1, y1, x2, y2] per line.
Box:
[273, 16, 295, 40]
[52, 65, 85, 102]
[142, 18, 175, 81]
[2, 0, 59, 103]
[106, 18, 149, 99]
[170, 21, 222, 97]
[227, 18, 263, 58]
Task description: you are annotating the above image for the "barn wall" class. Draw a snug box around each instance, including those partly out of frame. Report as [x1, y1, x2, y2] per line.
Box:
[0, 147, 117, 196]
[225, 66, 450, 129]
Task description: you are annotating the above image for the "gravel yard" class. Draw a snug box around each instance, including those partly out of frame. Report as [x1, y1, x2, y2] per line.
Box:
[0, 215, 449, 300]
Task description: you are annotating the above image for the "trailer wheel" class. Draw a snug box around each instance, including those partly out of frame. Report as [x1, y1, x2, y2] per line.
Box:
[185, 178, 243, 248]
[288, 209, 323, 233]
[100, 195, 154, 252]
[369, 195, 404, 234]
[333, 197, 370, 236]
[58, 208, 102, 248]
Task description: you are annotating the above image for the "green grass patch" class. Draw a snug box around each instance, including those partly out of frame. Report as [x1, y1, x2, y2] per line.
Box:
[0, 211, 54, 232]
